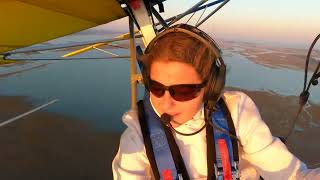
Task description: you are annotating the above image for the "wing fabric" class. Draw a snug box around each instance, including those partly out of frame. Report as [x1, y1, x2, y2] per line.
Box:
[0, 0, 126, 53]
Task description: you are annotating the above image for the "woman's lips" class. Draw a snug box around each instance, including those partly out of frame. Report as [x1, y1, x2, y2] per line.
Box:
[168, 113, 180, 117]
[161, 113, 181, 125]
[170, 113, 181, 122]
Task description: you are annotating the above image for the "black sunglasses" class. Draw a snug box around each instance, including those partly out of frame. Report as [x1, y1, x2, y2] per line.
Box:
[148, 78, 207, 101]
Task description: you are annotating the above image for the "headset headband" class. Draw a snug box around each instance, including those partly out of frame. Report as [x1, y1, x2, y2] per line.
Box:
[144, 24, 224, 67]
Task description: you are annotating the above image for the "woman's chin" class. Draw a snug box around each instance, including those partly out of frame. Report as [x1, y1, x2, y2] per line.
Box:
[171, 114, 189, 126]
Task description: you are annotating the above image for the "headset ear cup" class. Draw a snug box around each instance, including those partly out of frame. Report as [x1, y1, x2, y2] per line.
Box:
[204, 64, 217, 101]
[141, 63, 149, 90]
[214, 62, 226, 100]
[204, 59, 226, 102]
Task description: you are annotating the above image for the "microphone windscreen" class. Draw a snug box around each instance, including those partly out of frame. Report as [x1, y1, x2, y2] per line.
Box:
[160, 113, 171, 125]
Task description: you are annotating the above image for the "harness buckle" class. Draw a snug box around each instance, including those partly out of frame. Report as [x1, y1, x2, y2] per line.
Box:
[231, 161, 240, 179]
[214, 161, 240, 180]
[214, 162, 224, 180]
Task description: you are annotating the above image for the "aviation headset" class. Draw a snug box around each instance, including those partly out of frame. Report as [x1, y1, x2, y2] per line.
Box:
[140, 24, 226, 105]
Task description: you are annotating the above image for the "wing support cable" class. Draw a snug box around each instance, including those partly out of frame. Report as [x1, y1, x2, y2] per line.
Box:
[284, 34, 320, 142]
[185, 11, 196, 24]
[195, 0, 230, 27]
[195, 3, 208, 25]
[157, 0, 224, 26]
[168, 0, 208, 26]
[157, 0, 227, 32]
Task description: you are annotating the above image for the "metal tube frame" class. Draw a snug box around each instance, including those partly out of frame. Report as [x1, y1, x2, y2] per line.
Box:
[129, 17, 138, 110]
[151, 6, 169, 30]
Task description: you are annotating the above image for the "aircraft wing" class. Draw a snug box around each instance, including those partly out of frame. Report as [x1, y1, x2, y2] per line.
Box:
[0, 0, 126, 54]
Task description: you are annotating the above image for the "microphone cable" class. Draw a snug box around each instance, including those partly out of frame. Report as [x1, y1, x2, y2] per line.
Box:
[160, 105, 240, 142]
[160, 113, 207, 136]
[205, 101, 240, 142]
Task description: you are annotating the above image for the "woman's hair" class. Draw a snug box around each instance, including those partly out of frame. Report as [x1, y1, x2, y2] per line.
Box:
[139, 32, 218, 81]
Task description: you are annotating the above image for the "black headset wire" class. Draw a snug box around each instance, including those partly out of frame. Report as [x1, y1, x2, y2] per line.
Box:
[205, 100, 240, 142]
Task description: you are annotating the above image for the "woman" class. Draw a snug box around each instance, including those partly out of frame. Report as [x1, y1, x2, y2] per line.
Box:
[112, 24, 319, 179]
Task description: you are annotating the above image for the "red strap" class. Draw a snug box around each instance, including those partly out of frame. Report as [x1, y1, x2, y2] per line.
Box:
[162, 169, 173, 180]
[218, 139, 232, 180]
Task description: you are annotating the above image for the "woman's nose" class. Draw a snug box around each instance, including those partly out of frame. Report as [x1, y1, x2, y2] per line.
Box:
[161, 91, 175, 112]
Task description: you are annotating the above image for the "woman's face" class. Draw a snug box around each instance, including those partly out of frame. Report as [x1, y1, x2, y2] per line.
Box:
[149, 61, 204, 126]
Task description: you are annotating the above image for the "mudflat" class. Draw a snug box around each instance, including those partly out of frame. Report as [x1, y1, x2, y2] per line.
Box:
[0, 96, 120, 180]
[221, 40, 320, 71]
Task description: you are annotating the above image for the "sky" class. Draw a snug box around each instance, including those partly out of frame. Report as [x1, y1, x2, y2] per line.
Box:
[96, 0, 320, 48]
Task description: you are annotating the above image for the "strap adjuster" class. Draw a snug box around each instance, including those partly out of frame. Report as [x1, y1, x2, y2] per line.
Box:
[214, 161, 239, 180]
[231, 161, 240, 179]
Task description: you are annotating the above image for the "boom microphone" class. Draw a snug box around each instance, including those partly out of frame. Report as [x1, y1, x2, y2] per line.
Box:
[160, 113, 171, 126]
[160, 113, 206, 136]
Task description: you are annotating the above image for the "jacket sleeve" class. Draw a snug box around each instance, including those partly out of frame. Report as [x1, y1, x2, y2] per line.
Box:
[112, 110, 153, 180]
[228, 91, 317, 179]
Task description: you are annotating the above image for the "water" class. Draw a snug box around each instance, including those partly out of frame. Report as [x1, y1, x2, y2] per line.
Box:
[224, 52, 320, 103]
[1, 47, 319, 133]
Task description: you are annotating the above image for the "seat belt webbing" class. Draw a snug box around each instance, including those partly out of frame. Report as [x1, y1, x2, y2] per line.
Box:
[220, 100, 239, 162]
[137, 101, 161, 179]
[218, 139, 232, 180]
[162, 124, 190, 180]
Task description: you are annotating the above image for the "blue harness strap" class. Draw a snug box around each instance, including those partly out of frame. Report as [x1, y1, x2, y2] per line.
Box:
[212, 104, 239, 180]
[138, 93, 189, 180]
[138, 95, 239, 180]
[143, 98, 179, 179]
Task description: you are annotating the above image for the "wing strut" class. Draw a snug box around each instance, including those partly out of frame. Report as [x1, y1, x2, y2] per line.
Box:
[129, 17, 142, 110]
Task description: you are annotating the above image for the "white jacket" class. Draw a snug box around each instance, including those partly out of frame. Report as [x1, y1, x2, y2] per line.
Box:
[112, 91, 320, 179]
